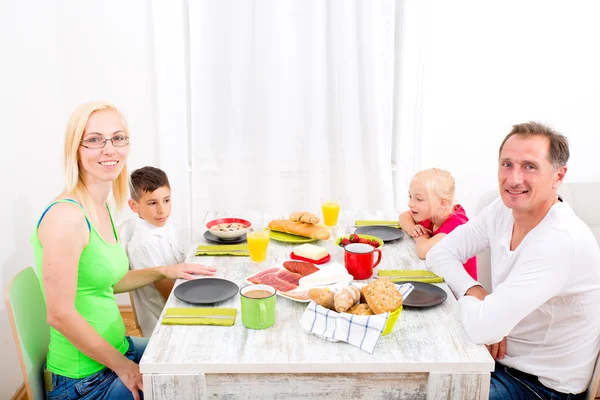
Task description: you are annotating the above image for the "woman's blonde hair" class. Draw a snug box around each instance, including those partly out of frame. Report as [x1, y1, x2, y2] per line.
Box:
[63, 101, 129, 211]
[412, 168, 456, 221]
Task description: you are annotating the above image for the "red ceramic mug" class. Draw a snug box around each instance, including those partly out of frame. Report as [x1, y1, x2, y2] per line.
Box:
[344, 243, 382, 280]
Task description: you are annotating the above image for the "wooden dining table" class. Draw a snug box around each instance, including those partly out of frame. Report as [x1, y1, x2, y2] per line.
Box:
[140, 211, 494, 399]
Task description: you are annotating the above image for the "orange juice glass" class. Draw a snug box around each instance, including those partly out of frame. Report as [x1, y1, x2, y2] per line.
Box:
[247, 228, 270, 263]
[321, 201, 340, 227]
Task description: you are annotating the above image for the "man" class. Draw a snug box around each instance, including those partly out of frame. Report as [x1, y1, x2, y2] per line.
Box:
[427, 122, 600, 399]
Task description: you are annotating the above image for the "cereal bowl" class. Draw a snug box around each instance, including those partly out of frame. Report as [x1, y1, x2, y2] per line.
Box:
[206, 218, 252, 239]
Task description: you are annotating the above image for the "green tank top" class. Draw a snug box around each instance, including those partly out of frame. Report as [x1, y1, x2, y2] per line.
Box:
[32, 199, 129, 379]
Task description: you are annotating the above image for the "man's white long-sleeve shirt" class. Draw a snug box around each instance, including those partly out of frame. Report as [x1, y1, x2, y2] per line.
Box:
[427, 197, 600, 394]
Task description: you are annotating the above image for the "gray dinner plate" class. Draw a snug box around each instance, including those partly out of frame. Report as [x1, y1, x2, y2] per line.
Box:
[174, 278, 239, 304]
[204, 230, 247, 244]
[355, 226, 405, 242]
[399, 281, 447, 308]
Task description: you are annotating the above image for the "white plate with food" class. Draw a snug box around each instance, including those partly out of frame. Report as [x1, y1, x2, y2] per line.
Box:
[245, 261, 353, 303]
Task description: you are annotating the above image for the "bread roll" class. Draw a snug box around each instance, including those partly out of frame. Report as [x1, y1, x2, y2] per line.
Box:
[334, 286, 361, 313]
[361, 278, 403, 314]
[308, 288, 335, 309]
[348, 303, 374, 316]
[268, 219, 330, 240]
[289, 212, 320, 225]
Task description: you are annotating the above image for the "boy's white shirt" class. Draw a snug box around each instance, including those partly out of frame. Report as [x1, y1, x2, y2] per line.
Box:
[125, 217, 186, 336]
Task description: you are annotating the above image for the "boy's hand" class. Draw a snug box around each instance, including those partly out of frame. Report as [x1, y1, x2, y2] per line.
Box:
[165, 263, 217, 280]
[410, 224, 432, 238]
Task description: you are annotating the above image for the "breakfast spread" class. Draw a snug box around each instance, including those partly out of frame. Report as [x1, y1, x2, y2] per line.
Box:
[333, 286, 361, 313]
[292, 244, 329, 261]
[297, 263, 352, 287]
[247, 261, 319, 300]
[339, 234, 381, 248]
[289, 211, 320, 224]
[308, 278, 403, 316]
[347, 303, 375, 316]
[300, 282, 414, 353]
[268, 211, 330, 240]
[268, 219, 330, 240]
[282, 261, 319, 276]
[361, 278, 403, 314]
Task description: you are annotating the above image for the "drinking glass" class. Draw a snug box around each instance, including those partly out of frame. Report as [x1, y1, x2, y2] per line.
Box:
[246, 227, 270, 263]
[321, 200, 340, 227]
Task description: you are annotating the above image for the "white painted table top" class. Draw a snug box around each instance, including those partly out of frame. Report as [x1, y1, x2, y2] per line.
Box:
[140, 211, 494, 375]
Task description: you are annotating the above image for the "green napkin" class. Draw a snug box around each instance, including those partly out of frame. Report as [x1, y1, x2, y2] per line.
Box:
[355, 220, 401, 228]
[161, 308, 237, 326]
[378, 269, 444, 283]
[196, 244, 250, 257]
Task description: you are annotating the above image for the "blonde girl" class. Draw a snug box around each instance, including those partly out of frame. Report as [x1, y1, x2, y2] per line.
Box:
[399, 168, 477, 279]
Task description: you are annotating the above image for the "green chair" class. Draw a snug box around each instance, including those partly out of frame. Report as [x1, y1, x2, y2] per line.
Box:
[5, 267, 49, 400]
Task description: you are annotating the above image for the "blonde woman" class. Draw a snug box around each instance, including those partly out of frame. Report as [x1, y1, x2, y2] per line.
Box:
[399, 168, 477, 279]
[33, 101, 216, 400]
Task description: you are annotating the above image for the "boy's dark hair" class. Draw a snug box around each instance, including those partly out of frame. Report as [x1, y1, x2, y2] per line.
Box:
[129, 166, 171, 201]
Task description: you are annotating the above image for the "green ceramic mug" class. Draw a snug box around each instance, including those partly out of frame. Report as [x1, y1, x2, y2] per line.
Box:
[240, 284, 276, 329]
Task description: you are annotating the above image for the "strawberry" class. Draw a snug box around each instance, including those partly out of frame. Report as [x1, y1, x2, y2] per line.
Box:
[340, 238, 351, 246]
[370, 239, 380, 248]
[349, 234, 358, 243]
[359, 238, 367, 244]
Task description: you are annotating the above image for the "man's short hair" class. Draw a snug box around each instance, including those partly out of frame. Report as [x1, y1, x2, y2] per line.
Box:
[129, 166, 171, 201]
[498, 122, 570, 169]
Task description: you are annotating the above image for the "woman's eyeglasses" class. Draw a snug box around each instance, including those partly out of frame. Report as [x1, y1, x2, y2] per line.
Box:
[80, 135, 130, 149]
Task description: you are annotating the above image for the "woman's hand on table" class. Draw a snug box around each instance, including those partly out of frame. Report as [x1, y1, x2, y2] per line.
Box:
[164, 263, 217, 280]
[113, 359, 143, 400]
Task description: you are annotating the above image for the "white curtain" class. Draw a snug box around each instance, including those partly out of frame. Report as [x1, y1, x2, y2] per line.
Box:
[186, 0, 400, 234]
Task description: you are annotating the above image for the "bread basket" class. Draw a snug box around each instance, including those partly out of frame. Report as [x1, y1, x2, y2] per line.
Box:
[300, 283, 413, 353]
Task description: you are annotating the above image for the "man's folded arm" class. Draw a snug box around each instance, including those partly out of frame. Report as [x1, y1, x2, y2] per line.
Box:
[458, 231, 574, 344]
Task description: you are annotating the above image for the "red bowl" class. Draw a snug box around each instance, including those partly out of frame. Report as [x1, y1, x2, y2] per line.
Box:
[206, 218, 252, 239]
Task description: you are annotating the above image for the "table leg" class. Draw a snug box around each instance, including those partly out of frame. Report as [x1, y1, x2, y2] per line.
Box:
[144, 373, 207, 400]
[427, 372, 490, 400]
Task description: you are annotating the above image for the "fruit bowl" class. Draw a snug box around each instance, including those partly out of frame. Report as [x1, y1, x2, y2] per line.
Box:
[206, 218, 252, 239]
[336, 234, 384, 249]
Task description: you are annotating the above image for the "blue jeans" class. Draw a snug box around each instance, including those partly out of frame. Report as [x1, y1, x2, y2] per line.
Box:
[46, 336, 149, 400]
[490, 362, 585, 400]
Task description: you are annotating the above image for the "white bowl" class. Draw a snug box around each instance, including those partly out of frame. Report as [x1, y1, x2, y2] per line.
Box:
[206, 218, 251, 240]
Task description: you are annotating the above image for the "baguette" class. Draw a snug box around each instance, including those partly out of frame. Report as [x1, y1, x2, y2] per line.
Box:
[268, 219, 330, 240]
[289, 211, 320, 224]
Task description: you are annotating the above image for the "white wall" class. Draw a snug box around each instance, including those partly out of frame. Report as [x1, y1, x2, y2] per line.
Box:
[411, 1, 600, 216]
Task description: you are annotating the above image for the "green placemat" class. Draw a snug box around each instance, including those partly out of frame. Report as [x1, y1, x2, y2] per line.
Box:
[356, 220, 400, 228]
[196, 244, 250, 256]
[378, 269, 444, 283]
[161, 308, 237, 326]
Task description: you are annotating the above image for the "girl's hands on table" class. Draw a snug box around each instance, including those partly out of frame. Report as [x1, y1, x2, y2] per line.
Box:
[164, 263, 217, 280]
[410, 224, 432, 238]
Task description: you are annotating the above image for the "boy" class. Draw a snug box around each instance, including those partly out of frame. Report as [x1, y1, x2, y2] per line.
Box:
[124, 166, 186, 336]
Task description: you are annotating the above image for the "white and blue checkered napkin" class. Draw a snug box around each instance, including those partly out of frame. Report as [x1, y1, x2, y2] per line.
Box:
[300, 283, 414, 354]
